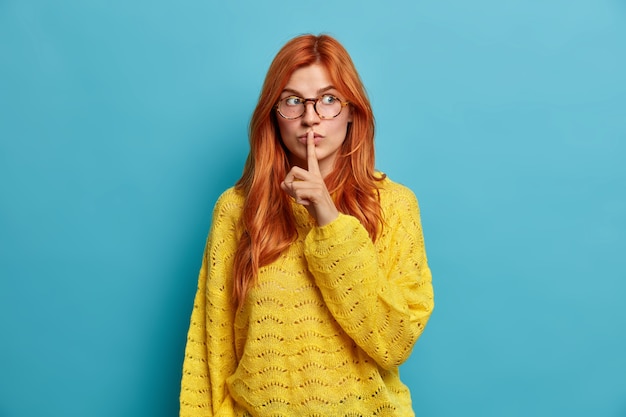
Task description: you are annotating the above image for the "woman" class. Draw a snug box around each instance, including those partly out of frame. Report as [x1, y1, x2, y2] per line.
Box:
[180, 34, 434, 417]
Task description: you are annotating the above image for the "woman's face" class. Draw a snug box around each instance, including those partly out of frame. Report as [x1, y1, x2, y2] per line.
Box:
[276, 63, 352, 177]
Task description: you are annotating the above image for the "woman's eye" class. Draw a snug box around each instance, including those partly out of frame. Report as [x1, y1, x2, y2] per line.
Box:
[285, 97, 302, 106]
[320, 95, 337, 105]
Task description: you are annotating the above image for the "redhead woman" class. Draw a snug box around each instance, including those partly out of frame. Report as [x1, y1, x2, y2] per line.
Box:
[180, 34, 434, 417]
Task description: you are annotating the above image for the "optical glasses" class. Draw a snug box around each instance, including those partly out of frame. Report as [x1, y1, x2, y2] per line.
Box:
[276, 94, 349, 120]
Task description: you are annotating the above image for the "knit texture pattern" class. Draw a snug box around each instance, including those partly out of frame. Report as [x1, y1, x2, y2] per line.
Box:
[180, 177, 434, 417]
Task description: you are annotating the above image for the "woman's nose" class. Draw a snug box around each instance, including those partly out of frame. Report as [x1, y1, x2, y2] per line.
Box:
[301, 102, 321, 125]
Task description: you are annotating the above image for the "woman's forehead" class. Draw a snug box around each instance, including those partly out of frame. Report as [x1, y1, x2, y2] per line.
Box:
[283, 64, 339, 96]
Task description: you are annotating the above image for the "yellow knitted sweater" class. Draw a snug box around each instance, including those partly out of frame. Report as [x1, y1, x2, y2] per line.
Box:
[180, 177, 434, 417]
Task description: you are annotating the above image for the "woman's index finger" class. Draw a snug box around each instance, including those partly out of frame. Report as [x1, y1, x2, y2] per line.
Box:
[306, 131, 321, 174]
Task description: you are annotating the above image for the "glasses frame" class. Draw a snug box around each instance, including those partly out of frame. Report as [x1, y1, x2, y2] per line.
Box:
[275, 95, 350, 120]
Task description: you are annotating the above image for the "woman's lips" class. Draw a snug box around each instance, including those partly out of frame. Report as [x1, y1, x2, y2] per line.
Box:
[298, 133, 323, 144]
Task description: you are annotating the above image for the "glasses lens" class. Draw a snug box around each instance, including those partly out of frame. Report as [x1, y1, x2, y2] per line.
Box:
[317, 95, 342, 118]
[279, 97, 304, 119]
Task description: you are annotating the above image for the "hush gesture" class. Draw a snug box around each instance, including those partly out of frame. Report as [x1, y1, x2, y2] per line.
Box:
[280, 131, 339, 227]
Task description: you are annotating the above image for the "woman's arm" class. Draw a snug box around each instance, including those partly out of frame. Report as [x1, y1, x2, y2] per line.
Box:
[304, 185, 434, 370]
[180, 191, 240, 417]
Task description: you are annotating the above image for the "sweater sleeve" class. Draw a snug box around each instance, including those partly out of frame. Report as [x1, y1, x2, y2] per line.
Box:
[303, 186, 434, 370]
[180, 191, 240, 417]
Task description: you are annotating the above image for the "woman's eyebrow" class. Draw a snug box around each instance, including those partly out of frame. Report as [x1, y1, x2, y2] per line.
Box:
[281, 88, 302, 97]
[280, 86, 338, 97]
[317, 86, 337, 95]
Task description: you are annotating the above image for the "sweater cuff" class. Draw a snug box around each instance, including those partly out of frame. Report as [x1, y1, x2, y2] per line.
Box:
[307, 213, 361, 241]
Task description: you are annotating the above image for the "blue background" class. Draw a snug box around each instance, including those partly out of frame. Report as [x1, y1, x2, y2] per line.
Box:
[1, 1, 625, 416]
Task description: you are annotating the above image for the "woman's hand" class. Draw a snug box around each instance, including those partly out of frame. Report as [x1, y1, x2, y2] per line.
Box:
[281, 131, 339, 226]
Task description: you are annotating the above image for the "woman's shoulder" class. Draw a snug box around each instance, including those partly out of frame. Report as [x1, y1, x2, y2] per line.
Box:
[375, 174, 424, 228]
[211, 186, 245, 223]
[215, 186, 245, 206]
[375, 174, 419, 205]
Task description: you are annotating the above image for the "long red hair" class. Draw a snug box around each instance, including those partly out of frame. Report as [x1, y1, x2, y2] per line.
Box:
[233, 34, 385, 307]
